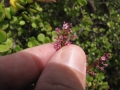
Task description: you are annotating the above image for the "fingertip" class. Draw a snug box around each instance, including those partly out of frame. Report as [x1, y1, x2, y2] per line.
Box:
[49, 44, 86, 88]
[50, 44, 86, 74]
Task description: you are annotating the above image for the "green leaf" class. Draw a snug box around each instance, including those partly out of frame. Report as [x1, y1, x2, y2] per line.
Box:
[28, 8, 37, 13]
[97, 73, 105, 80]
[35, 2, 42, 12]
[46, 31, 51, 35]
[6, 39, 13, 48]
[27, 41, 33, 48]
[26, 0, 33, 3]
[5, 7, 11, 19]
[0, 9, 5, 21]
[19, 0, 27, 5]
[52, 31, 57, 36]
[77, 0, 87, 6]
[32, 22, 37, 28]
[19, 20, 25, 25]
[10, 16, 17, 24]
[18, 31, 22, 36]
[13, 45, 22, 52]
[52, 35, 57, 42]
[0, 45, 9, 52]
[27, 39, 39, 48]
[44, 37, 50, 43]
[21, 13, 30, 21]
[10, 6, 16, 15]
[0, 30, 7, 43]
[37, 33, 45, 43]
[46, 25, 52, 31]
[0, 39, 13, 52]
[32, 39, 39, 46]
[0, 21, 9, 30]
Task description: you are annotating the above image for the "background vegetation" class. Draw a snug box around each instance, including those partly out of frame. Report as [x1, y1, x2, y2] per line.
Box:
[0, 0, 120, 89]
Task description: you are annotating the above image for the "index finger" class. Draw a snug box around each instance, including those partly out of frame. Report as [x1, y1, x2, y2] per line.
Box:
[0, 43, 56, 90]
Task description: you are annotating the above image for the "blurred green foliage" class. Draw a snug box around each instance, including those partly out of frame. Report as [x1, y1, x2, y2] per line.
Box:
[0, 0, 120, 89]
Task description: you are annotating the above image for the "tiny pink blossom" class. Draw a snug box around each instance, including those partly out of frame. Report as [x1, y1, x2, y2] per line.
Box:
[72, 35, 77, 40]
[64, 36, 68, 38]
[100, 67, 104, 71]
[54, 36, 58, 39]
[65, 40, 71, 45]
[104, 64, 108, 67]
[55, 27, 60, 34]
[62, 22, 69, 29]
[59, 35, 63, 39]
[100, 56, 106, 61]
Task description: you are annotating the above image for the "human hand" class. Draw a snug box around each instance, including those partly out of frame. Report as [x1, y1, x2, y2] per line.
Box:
[0, 43, 86, 90]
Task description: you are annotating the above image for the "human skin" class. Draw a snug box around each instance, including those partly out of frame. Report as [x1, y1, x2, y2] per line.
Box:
[0, 43, 86, 90]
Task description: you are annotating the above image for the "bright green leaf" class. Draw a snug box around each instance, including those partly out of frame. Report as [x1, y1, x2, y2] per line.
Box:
[19, 20, 25, 25]
[32, 39, 39, 46]
[37, 33, 45, 42]
[27, 41, 33, 48]
[46, 25, 52, 31]
[5, 7, 11, 19]
[10, 6, 16, 15]
[52, 31, 57, 36]
[35, 3, 42, 11]
[0, 39, 13, 52]
[32, 22, 37, 28]
[52, 35, 57, 42]
[0, 30, 7, 43]
[77, 0, 87, 6]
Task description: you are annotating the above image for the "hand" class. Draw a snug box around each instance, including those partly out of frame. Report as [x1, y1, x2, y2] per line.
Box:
[0, 43, 86, 90]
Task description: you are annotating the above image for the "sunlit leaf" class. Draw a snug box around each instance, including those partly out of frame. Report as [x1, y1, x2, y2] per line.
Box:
[77, 0, 87, 6]
[27, 41, 33, 48]
[19, 20, 25, 25]
[0, 30, 7, 43]
[32, 22, 37, 28]
[5, 7, 11, 19]
[37, 33, 45, 42]
[0, 39, 13, 52]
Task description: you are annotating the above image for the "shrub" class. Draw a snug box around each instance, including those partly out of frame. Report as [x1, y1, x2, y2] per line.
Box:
[0, 0, 120, 89]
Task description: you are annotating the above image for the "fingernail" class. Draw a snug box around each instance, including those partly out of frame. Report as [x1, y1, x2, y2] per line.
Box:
[50, 45, 86, 75]
[61, 45, 86, 75]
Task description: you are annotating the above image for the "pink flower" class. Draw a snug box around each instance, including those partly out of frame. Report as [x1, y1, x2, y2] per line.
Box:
[104, 64, 108, 67]
[100, 67, 104, 71]
[55, 27, 60, 34]
[54, 22, 76, 50]
[72, 34, 77, 40]
[100, 56, 106, 61]
[62, 22, 69, 29]
[65, 40, 71, 45]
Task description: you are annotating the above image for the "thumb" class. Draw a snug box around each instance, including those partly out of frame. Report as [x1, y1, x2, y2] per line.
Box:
[35, 45, 86, 90]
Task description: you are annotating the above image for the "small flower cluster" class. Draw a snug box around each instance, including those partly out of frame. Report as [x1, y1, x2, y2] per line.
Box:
[87, 53, 111, 76]
[96, 53, 111, 71]
[54, 22, 76, 50]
